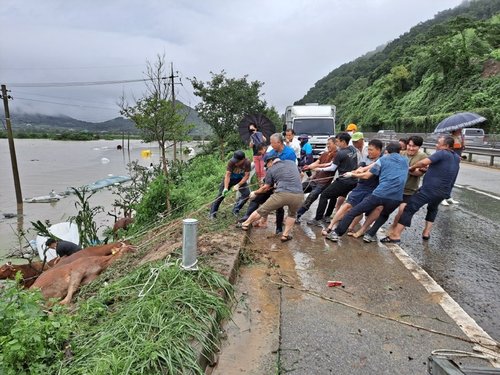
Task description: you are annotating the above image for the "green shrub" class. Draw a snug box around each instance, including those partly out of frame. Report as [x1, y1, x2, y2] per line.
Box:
[132, 173, 170, 228]
[0, 280, 73, 375]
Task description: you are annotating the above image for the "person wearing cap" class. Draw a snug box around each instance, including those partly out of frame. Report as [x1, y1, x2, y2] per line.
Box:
[346, 123, 357, 135]
[351, 132, 367, 162]
[45, 238, 81, 257]
[298, 134, 314, 171]
[240, 153, 303, 242]
[241, 134, 298, 233]
[209, 150, 251, 219]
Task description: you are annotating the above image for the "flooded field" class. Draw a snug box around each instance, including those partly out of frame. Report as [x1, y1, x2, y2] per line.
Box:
[0, 138, 196, 259]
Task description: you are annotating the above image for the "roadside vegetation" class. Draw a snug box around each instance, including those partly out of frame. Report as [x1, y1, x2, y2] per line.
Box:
[0, 151, 238, 374]
[1, 60, 272, 373]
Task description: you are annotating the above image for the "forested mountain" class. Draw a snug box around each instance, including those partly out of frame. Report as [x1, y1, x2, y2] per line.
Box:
[297, 0, 500, 133]
[8, 101, 211, 138]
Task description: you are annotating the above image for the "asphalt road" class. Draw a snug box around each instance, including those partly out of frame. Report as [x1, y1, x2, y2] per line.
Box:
[213, 162, 500, 374]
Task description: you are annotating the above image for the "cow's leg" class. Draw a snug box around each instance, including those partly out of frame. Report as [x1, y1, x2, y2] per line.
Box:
[60, 270, 85, 305]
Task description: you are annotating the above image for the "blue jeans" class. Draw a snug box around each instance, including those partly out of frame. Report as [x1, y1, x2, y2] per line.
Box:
[398, 188, 445, 227]
[210, 179, 250, 216]
[335, 194, 401, 236]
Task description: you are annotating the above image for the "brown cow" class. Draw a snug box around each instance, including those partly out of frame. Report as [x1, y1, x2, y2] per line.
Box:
[31, 243, 135, 304]
[0, 260, 56, 288]
[112, 216, 134, 239]
[53, 242, 128, 268]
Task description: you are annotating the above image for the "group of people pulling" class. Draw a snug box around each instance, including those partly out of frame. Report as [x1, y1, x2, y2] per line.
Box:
[209, 123, 461, 245]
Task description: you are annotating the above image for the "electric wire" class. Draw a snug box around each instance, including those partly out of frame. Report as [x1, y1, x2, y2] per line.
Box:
[14, 96, 117, 111]
[8, 78, 148, 88]
[13, 90, 119, 106]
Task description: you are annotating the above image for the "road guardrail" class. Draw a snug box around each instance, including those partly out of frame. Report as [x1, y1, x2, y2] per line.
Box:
[422, 142, 500, 166]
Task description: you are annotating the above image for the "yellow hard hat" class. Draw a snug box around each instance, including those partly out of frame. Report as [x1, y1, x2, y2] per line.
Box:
[346, 123, 357, 131]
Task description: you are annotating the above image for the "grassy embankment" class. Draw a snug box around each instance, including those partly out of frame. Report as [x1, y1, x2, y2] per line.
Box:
[0, 150, 255, 375]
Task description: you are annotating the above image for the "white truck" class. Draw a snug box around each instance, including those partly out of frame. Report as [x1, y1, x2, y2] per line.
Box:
[284, 103, 336, 158]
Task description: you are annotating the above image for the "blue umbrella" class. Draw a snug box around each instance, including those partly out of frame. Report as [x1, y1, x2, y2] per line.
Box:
[433, 112, 486, 133]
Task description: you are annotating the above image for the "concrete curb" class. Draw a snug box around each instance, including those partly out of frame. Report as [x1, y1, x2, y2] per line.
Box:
[196, 228, 250, 371]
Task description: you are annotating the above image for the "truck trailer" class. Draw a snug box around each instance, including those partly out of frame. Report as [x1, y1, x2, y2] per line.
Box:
[284, 103, 336, 158]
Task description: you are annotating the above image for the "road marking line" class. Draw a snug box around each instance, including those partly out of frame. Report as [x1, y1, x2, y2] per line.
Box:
[455, 184, 500, 201]
[388, 244, 500, 367]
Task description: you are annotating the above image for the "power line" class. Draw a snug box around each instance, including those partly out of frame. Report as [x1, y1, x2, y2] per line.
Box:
[14, 90, 119, 106]
[1, 64, 145, 71]
[15, 97, 117, 111]
[8, 78, 148, 88]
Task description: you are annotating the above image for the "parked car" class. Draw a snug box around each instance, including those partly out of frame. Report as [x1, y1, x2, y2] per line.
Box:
[376, 129, 397, 140]
[462, 128, 485, 146]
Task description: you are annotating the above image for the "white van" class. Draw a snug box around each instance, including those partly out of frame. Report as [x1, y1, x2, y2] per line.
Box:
[462, 128, 485, 146]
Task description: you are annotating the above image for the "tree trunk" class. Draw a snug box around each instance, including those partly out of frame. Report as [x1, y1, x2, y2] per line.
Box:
[219, 138, 225, 160]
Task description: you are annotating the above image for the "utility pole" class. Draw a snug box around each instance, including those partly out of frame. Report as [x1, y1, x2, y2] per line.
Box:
[1, 84, 23, 206]
[169, 62, 179, 161]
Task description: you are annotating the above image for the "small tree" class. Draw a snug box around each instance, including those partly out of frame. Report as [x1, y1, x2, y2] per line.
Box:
[119, 54, 193, 213]
[190, 71, 267, 159]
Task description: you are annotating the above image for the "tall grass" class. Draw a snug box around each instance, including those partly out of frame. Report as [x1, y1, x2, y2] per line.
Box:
[63, 260, 232, 374]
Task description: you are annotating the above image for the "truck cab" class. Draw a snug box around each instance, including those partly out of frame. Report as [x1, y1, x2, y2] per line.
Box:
[284, 104, 336, 158]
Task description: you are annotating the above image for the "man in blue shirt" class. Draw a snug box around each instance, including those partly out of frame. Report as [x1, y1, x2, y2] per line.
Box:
[268, 133, 297, 162]
[327, 142, 408, 242]
[384, 135, 460, 242]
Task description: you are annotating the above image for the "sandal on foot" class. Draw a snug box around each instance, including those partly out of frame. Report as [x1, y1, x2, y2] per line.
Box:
[380, 236, 400, 243]
[280, 235, 293, 242]
[321, 228, 332, 236]
[240, 224, 250, 231]
[422, 235, 430, 241]
[352, 231, 364, 238]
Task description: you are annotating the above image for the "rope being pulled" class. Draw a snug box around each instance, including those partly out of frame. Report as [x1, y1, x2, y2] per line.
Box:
[270, 276, 500, 365]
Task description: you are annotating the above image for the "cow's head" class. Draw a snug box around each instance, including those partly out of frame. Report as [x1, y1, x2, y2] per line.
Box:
[0, 262, 16, 278]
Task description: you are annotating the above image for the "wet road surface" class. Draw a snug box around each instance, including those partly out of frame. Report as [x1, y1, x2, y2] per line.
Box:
[212, 163, 499, 374]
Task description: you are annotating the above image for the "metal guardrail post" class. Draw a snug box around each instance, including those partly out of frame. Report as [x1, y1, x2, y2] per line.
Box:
[181, 218, 198, 271]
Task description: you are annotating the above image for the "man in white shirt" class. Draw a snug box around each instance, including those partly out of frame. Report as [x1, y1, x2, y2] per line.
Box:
[285, 128, 301, 159]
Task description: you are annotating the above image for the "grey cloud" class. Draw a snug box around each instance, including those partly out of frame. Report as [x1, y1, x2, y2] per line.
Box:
[0, 0, 463, 122]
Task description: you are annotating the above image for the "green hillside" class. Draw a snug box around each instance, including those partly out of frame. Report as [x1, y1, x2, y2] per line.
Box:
[297, 0, 500, 133]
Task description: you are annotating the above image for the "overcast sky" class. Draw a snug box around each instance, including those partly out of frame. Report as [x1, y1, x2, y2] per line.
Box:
[0, 0, 464, 122]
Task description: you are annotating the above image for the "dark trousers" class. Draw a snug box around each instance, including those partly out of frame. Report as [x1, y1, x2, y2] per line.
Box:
[335, 194, 401, 236]
[398, 188, 444, 227]
[314, 179, 357, 220]
[210, 179, 250, 216]
[239, 190, 284, 231]
[297, 181, 329, 217]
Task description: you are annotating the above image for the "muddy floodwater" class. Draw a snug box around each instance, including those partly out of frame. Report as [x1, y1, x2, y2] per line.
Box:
[0, 138, 196, 260]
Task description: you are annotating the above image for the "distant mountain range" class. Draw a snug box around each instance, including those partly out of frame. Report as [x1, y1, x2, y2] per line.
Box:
[9, 101, 212, 137]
